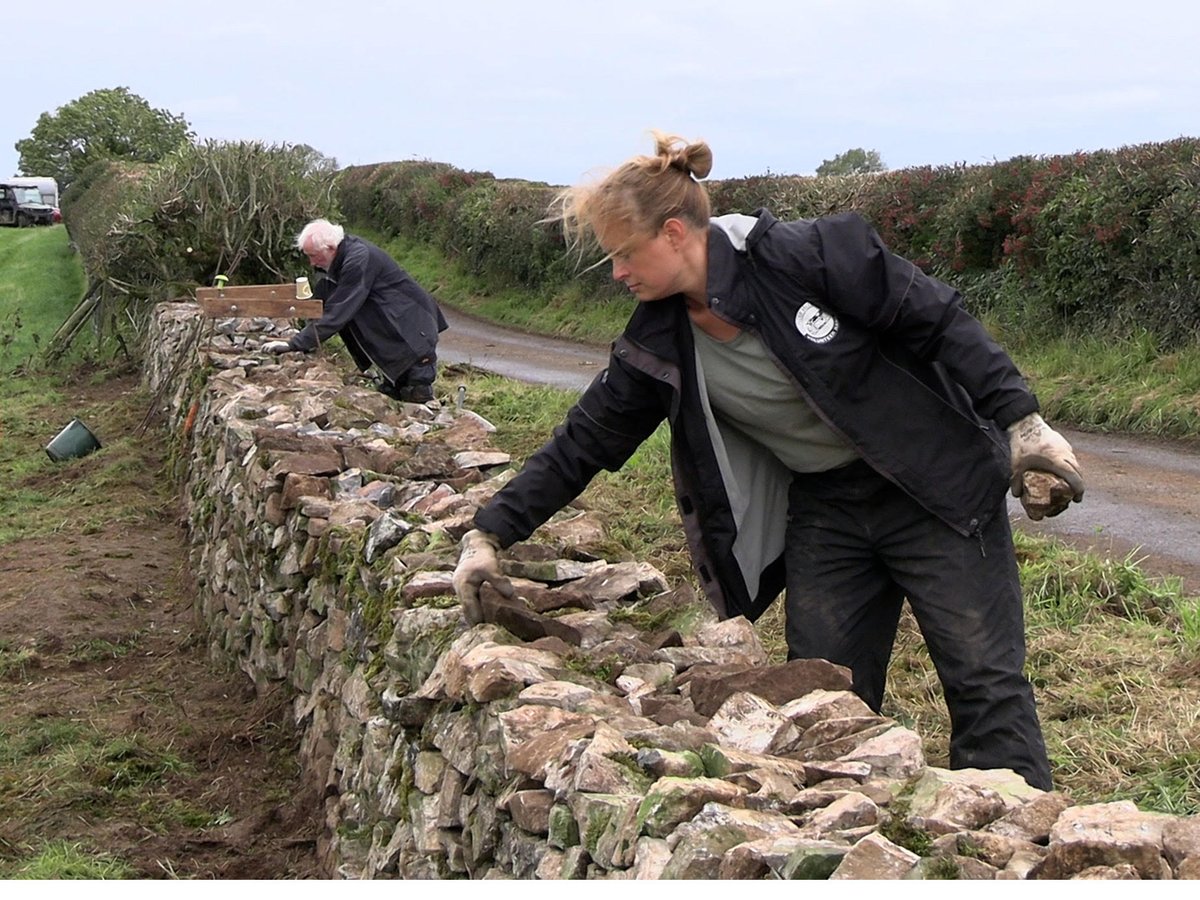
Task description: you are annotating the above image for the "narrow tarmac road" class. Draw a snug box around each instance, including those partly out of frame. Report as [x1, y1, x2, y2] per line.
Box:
[440, 307, 1200, 595]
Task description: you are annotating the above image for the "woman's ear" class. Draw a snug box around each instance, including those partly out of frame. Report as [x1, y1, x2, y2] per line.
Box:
[662, 217, 687, 249]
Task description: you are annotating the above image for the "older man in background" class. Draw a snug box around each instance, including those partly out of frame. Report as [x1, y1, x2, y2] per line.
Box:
[265, 218, 448, 403]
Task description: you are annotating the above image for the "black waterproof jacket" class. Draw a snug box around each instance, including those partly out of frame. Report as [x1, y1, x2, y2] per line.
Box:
[474, 210, 1038, 621]
[289, 234, 448, 380]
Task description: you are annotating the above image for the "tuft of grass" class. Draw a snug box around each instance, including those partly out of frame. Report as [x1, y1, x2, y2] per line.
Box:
[0, 642, 37, 681]
[608, 601, 683, 634]
[69, 635, 142, 664]
[1013, 330, 1200, 439]
[1121, 751, 1200, 816]
[562, 650, 622, 685]
[877, 811, 933, 857]
[923, 856, 962, 879]
[1015, 531, 1179, 630]
[1, 719, 87, 764]
[1175, 598, 1200, 652]
[91, 735, 188, 792]
[137, 797, 235, 830]
[4, 840, 136, 880]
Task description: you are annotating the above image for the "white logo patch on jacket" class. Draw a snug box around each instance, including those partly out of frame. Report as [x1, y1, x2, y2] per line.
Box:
[795, 302, 838, 343]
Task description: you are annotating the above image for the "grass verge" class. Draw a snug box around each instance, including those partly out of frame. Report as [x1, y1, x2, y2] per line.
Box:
[1007, 329, 1200, 440]
[0, 225, 86, 373]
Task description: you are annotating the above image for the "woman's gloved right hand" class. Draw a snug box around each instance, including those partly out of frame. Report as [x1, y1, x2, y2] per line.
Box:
[451, 529, 514, 624]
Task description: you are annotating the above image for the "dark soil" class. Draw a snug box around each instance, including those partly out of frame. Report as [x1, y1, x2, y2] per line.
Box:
[0, 372, 324, 879]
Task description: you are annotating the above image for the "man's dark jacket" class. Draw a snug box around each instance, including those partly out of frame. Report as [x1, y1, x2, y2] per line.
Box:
[289, 234, 448, 381]
[474, 210, 1038, 621]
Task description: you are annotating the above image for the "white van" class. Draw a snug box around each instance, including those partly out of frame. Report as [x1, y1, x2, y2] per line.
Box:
[5, 176, 59, 208]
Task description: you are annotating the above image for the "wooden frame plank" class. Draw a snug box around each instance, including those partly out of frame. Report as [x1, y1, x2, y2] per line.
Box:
[196, 284, 323, 318]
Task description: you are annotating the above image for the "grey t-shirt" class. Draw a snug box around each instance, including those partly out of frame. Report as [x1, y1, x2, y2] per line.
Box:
[691, 322, 858, 473]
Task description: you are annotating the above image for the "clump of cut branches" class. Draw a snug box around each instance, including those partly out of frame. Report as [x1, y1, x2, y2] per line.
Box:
[48, 140, 339, 361]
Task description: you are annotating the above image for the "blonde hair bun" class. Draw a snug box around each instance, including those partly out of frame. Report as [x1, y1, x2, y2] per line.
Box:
[654, 131, 713, 180]
[549, 129, 715, 262]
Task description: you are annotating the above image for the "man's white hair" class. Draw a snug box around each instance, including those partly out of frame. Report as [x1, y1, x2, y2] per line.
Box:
[297, 218, 345, 252]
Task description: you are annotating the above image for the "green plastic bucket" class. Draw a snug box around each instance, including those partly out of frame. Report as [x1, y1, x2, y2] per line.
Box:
[45, 418, 102, 461]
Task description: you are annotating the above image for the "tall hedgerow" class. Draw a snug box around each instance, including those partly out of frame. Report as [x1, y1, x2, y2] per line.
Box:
[339, 137, 1200, 352]
[1016, 139, 1200, 346]
[338, 161, 485, 246]
[339, 163, 619, 296]
[53, 140, 339, 360]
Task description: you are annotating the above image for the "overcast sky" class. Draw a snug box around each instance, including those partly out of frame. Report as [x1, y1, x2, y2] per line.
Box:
[7, 0, 1199, 189]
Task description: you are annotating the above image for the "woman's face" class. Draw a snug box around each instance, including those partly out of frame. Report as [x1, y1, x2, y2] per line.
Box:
[599, 223, 684, 303]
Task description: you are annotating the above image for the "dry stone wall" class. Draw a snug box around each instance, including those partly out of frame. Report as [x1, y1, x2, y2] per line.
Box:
[144, 301, 1200, 880]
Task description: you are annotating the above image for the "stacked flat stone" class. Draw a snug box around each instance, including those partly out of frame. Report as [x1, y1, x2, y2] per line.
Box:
[142, 303, 1200, 880]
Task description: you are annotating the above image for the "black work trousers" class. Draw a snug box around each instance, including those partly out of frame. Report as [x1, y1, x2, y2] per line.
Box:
[388, 353, 438, 389]
[377, 353, 438, 398]
[783, 460, 1053, 790]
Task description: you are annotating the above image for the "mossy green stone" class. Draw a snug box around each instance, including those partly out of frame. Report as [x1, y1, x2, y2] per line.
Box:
[780, 846, 845, 880]
[698, 744, 731, 778]
[547, 804, 580, 849]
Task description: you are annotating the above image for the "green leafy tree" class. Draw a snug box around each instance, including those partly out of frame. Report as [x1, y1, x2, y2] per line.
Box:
[14, 87, 193, 192]
[816, 147, 886, 176]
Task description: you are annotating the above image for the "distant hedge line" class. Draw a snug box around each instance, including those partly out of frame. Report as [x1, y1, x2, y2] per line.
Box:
[55, 136, 1200, 357]
[339, 138, 1200, 347]
[336, 163, 622, 301]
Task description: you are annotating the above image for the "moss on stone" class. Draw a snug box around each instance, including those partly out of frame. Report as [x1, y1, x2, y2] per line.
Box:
[698, 744, 731, 778]
[878, 812, 933, 857]
[547, 804, 580, 849]
[922, 856, 962, 879]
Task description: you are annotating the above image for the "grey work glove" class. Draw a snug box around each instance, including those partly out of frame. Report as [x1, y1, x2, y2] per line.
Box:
[1007, 412, 1084, 518]
[452, 529, 514, 625]
[262, 340, 293, 354]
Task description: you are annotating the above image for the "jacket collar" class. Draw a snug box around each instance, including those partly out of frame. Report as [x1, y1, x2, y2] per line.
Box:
[706, 209, 776, 300]
[324, 233, 357, 278]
